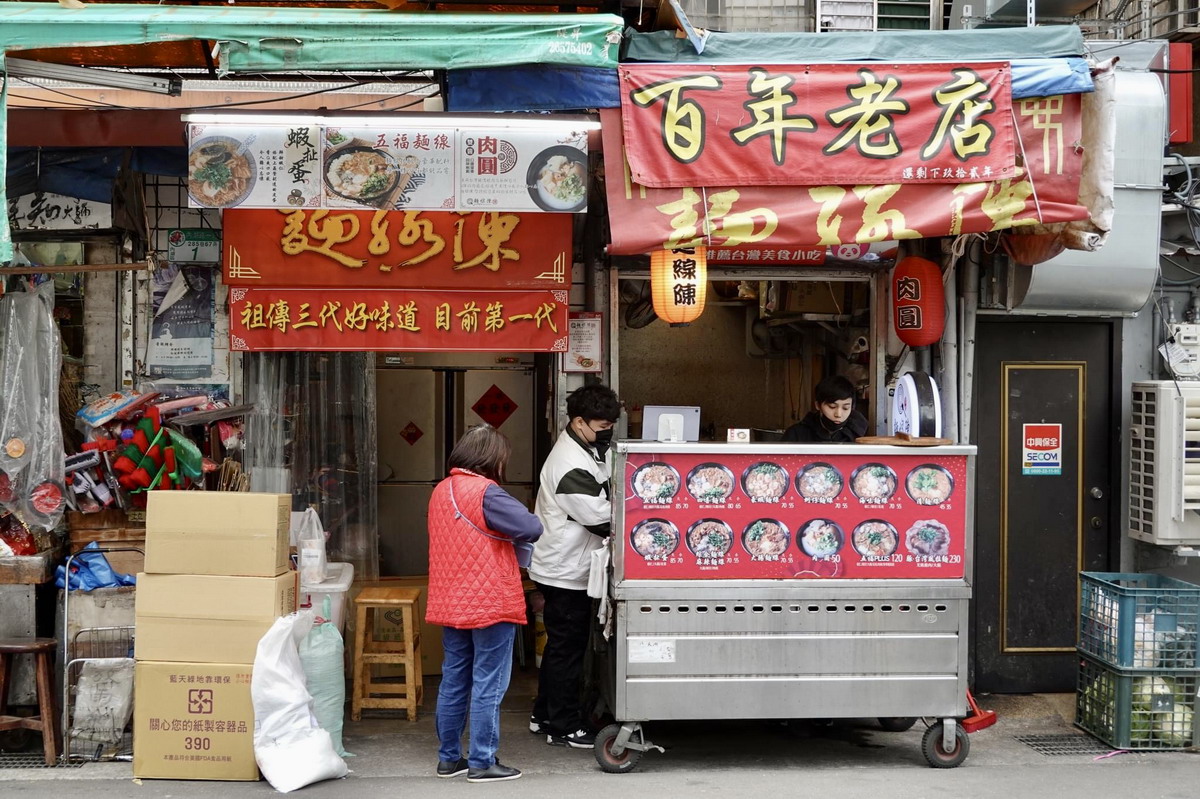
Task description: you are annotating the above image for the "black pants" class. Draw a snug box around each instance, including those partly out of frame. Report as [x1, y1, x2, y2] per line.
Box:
[532, 582, 592, 735]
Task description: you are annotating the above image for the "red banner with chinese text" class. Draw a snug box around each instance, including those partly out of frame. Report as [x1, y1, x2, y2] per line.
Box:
[601, 99, 1085, 256]
[223, 209, 573, 289]
[619, 62, 1015, 187]
[229, 288, 569, 352]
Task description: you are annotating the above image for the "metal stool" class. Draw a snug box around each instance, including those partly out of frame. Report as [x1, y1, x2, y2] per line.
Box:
[0, 637, 59, 765]
[351, 587, 423, 722]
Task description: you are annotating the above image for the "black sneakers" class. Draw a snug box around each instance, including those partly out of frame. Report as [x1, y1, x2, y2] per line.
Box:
[435, 757, 468, 778]
[466, 762, 522, 783]
[546, 728, 596, 749]
[529, 715, 547, 735]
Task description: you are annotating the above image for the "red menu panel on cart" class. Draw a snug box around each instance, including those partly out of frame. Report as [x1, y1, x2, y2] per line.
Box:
[622, 452, 967, 580]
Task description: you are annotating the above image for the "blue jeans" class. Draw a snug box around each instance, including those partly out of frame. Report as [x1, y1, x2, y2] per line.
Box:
[436, 622, 516, 770]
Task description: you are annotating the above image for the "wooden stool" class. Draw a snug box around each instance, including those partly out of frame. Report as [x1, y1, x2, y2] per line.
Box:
[0, 638, 59, 765]
[351, 587, 423, 722]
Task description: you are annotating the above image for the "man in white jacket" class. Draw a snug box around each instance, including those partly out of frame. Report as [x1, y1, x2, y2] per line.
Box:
[528, 384, 621, 749]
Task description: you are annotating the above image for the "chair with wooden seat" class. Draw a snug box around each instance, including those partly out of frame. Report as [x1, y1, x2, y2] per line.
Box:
[0, 638, 59, 765]
[351, 587, 423, 722]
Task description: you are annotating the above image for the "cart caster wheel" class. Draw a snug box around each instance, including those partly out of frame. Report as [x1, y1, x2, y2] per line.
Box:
[594, 724, 643, 774]
[879, 717, 918, 732]
[921, 721, 970, 768]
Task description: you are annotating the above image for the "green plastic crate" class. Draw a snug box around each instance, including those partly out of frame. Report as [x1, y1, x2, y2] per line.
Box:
[1078, 572, 1200, 670]
[1075, 653, 1200, 750]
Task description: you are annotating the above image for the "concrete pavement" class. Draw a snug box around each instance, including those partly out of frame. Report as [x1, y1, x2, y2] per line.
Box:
[4, 680, 1199, 797]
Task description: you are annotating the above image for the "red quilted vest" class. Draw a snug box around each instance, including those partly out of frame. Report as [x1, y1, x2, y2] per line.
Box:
[426, 469, 527, 629]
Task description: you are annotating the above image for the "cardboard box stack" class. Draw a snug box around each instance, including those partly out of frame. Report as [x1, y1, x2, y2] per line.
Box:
[133, 492, 296, 781]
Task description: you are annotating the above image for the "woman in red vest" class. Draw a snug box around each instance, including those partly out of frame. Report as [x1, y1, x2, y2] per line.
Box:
[426, 424, 542, 783]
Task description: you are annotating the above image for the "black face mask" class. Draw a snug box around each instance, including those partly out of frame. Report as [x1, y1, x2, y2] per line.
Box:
[591, 426, 615, 454]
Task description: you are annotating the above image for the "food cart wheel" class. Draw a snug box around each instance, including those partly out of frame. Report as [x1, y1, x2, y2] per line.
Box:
[921, 721, 970, 768]
[878, 717, 918, 732]
[594, 723, 644, 774]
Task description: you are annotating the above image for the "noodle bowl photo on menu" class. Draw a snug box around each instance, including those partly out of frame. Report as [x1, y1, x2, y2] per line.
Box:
[795, 462, 843, 502]
[742, 519, 790, 559]
[187, 138, 256, 207]
[799, 519, 843, 559]
[905, 464, 955, 505]
[526, 145, 587, 212]
[851, 520, 899, 558]
[741, 462, 789, 502]
[630, 518, 680, 560]
[687, 519, 735, 559]
[325, 146, 400, 203]
[850, 463, 898, 503]
[905, 519, 952, 557]
[630, 461, 681, 503]
[687, 463, 736, 503]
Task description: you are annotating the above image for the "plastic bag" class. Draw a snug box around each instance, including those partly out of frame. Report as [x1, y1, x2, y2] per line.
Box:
[299, 596, 351, 757]
[252, 611, 348, 793]
[55, 542, 137, 591]
[0, 282, 65, 531]
[294, 508, 328, 585]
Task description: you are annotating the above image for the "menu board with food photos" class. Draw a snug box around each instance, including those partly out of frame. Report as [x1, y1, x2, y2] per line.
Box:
[621, 451, 968, 580]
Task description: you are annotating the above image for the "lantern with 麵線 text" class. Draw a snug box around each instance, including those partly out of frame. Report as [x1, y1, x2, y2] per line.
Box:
[650, 246, 707, 326]
[892, 256, 945, 347]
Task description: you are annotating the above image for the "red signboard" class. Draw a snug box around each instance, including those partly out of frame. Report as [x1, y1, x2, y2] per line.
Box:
[622, 451, 968, 580]
[620, 63, 1015, 188]
[229, 287, 569, 352]
[601, 99, 1086, 256]
[223, 209, 572, 289]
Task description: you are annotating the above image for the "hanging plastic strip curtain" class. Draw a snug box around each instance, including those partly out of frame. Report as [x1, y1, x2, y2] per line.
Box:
[243, 351, 378, 581]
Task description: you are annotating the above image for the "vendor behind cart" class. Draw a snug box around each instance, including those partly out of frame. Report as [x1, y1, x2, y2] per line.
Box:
[782, 375, 868, 443]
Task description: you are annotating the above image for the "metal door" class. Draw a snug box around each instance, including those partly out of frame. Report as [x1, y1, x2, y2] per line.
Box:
[457, 369, 535, 483]
[377, 369, 443, 482]
[973, 320, 1115, 692]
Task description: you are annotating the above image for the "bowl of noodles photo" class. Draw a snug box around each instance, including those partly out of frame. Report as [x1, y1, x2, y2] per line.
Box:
[742, 519, 790, 559]
[905, 464, 955, 505]
[795, 462, 844, 502]
[687, 463, 736, 503]
[630, 518, 680, 559]
[686, 519, 735, 559]
[187, 137, 257, 207]
[630, 461, 681, 503]
[526, 145, 587, 212]
[741, 462, 789, 503]
[850, 463, 898, 503]
[799, 519, 843, 559]
[905, 519, 951, 557]
[324, 145, 401, 203]
[851, 520, 899, 558]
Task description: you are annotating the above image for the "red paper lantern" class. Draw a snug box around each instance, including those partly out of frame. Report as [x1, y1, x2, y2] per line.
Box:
[892, 256, 945, 347]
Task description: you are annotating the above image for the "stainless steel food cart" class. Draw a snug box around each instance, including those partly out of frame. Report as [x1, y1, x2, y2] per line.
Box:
[593, 441, 976, 772]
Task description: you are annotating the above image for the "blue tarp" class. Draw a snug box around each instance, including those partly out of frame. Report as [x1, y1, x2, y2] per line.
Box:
[7, 147, 187, 204]
[1011, 57, 1093, 98]
[445, 66, 619, 112]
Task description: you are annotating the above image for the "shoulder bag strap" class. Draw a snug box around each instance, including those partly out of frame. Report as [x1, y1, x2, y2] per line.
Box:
[448, 476, 512, 544]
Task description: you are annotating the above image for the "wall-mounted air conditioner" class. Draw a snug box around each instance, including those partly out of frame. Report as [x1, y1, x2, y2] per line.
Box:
[1129, 381, 1200, 545]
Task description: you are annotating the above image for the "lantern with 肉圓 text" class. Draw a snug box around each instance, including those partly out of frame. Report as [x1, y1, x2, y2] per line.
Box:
[650, 246, 707, 326]
[892, 256, 944, 347]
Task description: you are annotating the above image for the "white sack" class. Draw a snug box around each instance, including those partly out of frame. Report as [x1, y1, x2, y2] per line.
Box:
[252, 611, 348, 793]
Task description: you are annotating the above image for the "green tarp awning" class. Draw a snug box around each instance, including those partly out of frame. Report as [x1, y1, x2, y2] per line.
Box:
[0, 2, 624, 261]
[624, 25, 1087, 63]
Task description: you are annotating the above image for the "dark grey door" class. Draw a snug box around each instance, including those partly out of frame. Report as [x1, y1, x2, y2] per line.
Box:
[973, 320, 1115, 692]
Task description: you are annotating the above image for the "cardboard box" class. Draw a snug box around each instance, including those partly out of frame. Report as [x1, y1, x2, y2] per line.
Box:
[133, 661, 258, 781]
[145, 492, 290, 577]
[135, 572, 297, 664]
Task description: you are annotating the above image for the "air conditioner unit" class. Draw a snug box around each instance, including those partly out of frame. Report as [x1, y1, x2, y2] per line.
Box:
[1129, 381, 1200, 545]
